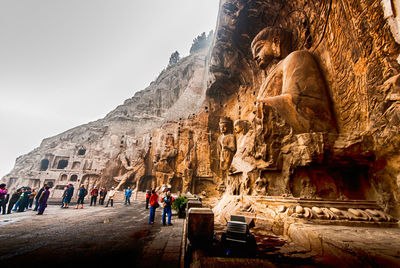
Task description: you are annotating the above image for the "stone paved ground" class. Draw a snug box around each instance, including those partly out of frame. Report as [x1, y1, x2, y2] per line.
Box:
[0, 200, 183, 268]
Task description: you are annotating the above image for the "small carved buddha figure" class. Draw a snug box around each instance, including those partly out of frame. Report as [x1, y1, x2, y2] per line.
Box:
[230, 119, 254, 173]
[217, 117, 236, 172]
[252, 27, 336, 133]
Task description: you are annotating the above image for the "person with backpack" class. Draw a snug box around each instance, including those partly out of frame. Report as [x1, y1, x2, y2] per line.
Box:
[161, 191, 174, 226]
[75, 184, 88, 209]
[34, 185, 46, 211]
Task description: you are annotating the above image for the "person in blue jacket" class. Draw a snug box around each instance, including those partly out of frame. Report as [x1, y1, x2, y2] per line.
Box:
[124, 186, 132, 205]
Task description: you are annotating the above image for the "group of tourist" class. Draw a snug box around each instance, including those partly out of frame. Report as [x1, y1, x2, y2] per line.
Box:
[146, 187, 175, 226]
[2, 182, 177, 225]
[0, 183, 50, 215]
[0, 183, 132, 215]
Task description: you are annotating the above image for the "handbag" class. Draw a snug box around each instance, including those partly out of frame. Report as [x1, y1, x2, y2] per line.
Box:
[154, 202, 160, 208]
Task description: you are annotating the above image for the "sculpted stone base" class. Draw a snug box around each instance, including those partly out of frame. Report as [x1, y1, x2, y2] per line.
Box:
[212, 195, 398, 236]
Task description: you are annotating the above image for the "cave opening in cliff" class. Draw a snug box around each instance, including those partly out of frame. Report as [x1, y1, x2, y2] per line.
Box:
[44, 180, 55, 188]
[78, 148, 86, 155]
[290, 164, 371, 200]
[40, 159, 49, 171]
[57, 160, 68, 169]
[70, 175, 78, 181]
[60, 174, 67, 181]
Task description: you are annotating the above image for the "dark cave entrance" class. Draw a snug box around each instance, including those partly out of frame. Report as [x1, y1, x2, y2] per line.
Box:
[57, 160, 68, 169]
[40, 159, 49, 171]
[291, 164, 371, 200]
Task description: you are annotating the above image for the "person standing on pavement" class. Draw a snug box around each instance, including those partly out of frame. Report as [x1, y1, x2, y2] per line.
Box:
[7, 189, 21, 214]
[64, 184, 74, 208]
[61, 185, 69, 208]
[28, 189, 36, 209]
[145, 189, 151, 209]
[105, 187, 116, 207]
[0, 183, 8, 215]
[90, 186, 99, 206]
[34, 185, 46, 211]
[161, 191, 174, 226]
[124, 187, 132, 205]
[18, 188, 30, 212]
[148, 189, 159, 225]
[99, 187, 107, 205]
[75, 184, 88, 209]
[37, 185, 50, 215]
[24, 188, 32, 210]
[13, 188, 25, 211]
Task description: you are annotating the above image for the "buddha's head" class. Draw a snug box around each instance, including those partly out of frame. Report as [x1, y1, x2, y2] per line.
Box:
[251, 27, 292, 69]
[219, 117, 233, 134]
[234, 119, 249, 135]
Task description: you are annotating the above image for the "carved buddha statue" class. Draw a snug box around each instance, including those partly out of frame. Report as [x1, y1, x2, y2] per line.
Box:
[252, 27, 336, 134]
[217, 117, 236, 171]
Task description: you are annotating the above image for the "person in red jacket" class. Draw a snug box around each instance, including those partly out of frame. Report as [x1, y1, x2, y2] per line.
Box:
[148, 189, 159, 224]
[145, 189, 151, 209]
[90, 186, 99, 206]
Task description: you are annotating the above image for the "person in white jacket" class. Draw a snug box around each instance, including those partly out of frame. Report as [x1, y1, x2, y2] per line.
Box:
[105, 187, 116, 207]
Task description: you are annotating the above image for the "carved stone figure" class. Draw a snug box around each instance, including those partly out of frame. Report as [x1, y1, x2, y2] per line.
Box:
[217, 117, 236, 189]
[230, 119, 253, 174]
[218, 117, 236, 171]
[252, 26, 336, 134]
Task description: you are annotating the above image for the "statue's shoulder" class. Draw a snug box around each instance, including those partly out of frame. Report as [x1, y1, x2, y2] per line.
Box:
[285, 50, 315, 63]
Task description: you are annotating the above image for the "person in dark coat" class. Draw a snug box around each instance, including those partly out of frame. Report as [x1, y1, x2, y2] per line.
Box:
[24, 188, 32, 209]
[99, 187, 107, 205]
[61, 185, 69, 208]
[37, 185, 50, 215]
[34, 185, 46, 211]
[63, 184, 74, 208]
[0, 183, 8, 214]
[90, 186, 99, 206]
[75, 184, 87, 209]
[17, 188, 29, 212]
[7, 189, 21, 214]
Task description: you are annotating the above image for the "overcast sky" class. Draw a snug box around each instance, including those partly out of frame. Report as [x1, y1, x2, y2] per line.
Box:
[0, 0, 220, 178]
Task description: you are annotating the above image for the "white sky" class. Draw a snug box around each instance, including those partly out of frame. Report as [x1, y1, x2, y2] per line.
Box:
[0, 0, 220, 177]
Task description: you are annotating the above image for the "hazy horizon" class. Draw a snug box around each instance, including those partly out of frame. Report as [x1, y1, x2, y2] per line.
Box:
[0, 0, 220, 178]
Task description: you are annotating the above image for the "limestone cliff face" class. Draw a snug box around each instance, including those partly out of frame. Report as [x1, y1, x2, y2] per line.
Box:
[1, 48, 210, 198]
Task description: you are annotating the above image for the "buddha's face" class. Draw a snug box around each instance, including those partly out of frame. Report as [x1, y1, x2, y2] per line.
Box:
[234, 122, 243, 134]
[219, 122, 228, 134]
[251, 39, 274, 69]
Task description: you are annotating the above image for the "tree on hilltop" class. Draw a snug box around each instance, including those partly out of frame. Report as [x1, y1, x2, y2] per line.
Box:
[168, 51, 180, 66]
[190, 30, 214, 54]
